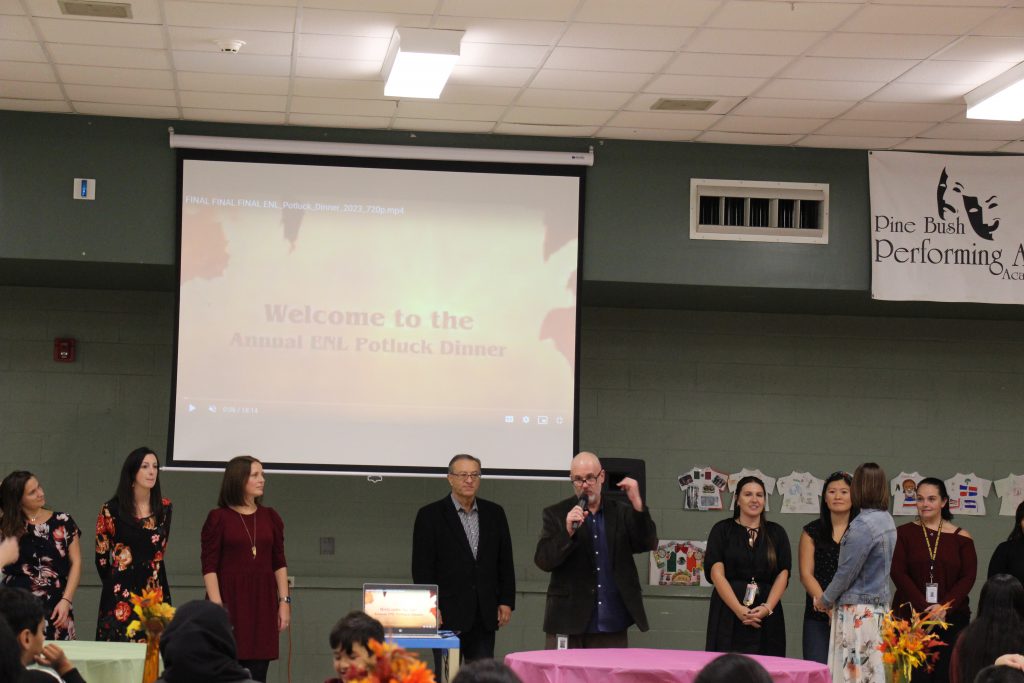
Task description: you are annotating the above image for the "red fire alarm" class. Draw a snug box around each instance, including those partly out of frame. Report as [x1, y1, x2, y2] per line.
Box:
[54, 338, 76, 363]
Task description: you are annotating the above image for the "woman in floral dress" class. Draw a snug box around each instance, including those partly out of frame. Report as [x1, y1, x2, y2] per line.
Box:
[95, 447, 173, 641]
[0, 470, 82, 640]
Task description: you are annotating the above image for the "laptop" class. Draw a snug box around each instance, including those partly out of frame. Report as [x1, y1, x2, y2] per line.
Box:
[362, 583, 439, 637]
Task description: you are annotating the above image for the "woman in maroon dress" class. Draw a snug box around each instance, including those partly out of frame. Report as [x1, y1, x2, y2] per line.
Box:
[201, 456, 290, 683]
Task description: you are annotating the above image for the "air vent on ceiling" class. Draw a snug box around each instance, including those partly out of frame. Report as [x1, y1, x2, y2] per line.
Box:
[651, 98, 717, 112]
[58, 0, 132, 18]
[690, 178, 829, 244]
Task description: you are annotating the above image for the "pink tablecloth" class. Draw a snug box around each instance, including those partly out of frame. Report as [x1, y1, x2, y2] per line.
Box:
[505, 648, 830, 683]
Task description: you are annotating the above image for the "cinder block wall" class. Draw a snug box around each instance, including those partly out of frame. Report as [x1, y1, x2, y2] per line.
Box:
[2, 285, 1021, 681]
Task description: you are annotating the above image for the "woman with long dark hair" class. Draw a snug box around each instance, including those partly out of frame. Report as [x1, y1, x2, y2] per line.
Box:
[0, 471, 81, 640]
[95, 447, 173, 641]
[989, 501, 1024, 588]
[799, 471, 856, 664]
[201, 456, 290, 683]
[891, 476, 977, 683]
[704, 476, 791, 656]
[950, 574, 1024, 683]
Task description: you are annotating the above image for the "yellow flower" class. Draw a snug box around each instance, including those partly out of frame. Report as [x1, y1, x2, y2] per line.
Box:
[126, 620, 142, 637]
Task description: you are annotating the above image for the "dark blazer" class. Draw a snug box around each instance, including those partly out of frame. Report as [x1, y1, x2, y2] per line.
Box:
[534, 495, 658, 635]
[411, 496, 516, 632]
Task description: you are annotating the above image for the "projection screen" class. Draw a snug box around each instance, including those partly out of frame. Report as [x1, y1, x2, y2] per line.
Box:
[169, 149, 582, 477]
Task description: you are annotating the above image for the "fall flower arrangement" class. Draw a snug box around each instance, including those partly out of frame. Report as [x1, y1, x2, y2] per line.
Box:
[878, 602, 952, 683]
[125, 587, 175, 639]
[343, 639, 435, 683]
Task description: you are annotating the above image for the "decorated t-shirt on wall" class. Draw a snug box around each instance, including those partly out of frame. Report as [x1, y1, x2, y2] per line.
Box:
[995, 474, 1024, 516]
[727, 469, 777, 512]
[678, 466, 728, 511]
[776, 471, 826, 514]
[944, 473, 991, 515]
[890, 471, 924, 516]
[649, 539, 710, 587]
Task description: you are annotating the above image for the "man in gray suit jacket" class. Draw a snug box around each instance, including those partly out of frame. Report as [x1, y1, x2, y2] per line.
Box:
[534, 451, 657, 649]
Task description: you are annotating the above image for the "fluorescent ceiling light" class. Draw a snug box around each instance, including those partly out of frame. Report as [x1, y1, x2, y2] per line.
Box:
[965, 61, 1024, 121]
[382, 28, 464, 100]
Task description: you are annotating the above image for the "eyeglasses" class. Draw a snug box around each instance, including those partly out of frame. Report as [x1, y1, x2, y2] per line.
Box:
[450, 472, 481, 481]
[570, 473, 601, 486]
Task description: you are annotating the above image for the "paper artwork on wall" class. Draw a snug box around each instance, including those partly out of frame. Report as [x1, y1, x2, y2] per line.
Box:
[995, 474, 1024, 516]
[891, 471, 924, 516]
[728, 469, 777, 511]
[776, 471, 825, 514]
[944, 473, 991, 515]
[649, 539, 710, 587]
[678, 466, 728, 511]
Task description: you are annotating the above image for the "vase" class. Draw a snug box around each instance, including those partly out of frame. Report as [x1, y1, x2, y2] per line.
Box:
[886, 664, 908, 683]
[143, 631, 161, 683]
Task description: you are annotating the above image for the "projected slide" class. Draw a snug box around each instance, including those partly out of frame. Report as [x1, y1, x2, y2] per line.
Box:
[172, 155, 580, 475]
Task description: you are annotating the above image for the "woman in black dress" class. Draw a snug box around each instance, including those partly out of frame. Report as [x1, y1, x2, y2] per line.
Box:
[95, 447, 173, 641]
[705, 475, 791, 656]
[989, 501, 1024, 588]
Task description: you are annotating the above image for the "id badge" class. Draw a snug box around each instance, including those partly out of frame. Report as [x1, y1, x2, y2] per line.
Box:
[556, 634, 569, 650]
[925, 583, 939, 604]
[742, 580, 759, 607]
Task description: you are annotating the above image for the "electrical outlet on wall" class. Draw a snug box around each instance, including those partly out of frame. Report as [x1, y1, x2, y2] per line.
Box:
[287, 575, 295, 588]
[319, 536, 335, 555]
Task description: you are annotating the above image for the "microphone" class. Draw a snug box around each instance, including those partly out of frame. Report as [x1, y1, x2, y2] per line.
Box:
[571, 495, 589, 532]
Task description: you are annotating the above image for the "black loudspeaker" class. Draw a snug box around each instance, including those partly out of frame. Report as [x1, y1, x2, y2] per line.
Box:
[600, 458, 647, 504]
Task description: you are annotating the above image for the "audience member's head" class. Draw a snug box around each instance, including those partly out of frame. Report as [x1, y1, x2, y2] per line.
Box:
[159, 600, 252, 683]
[329, 610, 385, 677]
[851, 462, 889, 511]
[451, 659, 522, 683]
[0, 608, 24, 683]
[694, 654, 773, 683]
[974, 664, 1024, 683]
[956, 575, 1024, 683]
[0, 587, 45, 667]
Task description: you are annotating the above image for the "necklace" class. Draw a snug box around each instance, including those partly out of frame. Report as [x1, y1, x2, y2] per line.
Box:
[26, 510, 41, 524]
[237, 510, 257, 559]
[737, 520, 760, 547]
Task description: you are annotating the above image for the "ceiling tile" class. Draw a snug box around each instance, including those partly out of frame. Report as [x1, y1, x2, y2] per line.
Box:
[965, 7, 1024, 37]
[797, 135, 904, 149]
[64, 84, 177, 105]
[697, 130, 803, 145]
[0, 80, 63, 99]
[840, 5, 1002, 35]
[758, 78, 885, 100]
[781, 57, 918, 82]
[300, 10, 428, 37]
[598, 126, 700, 141]
[815, 119, 933, 137]
[0, 0, 26, 14]
[687, 28, 825, 55]
[287, 112, 392, 127]
[494, 122, 600, 136]
[449, 64, 534, 87]
[440, 0, 578, 22]
[292, 77, 383, 98]
[49, 45, 170, 69]
[559, 23, 691, 51]
[995, 140, 1024, 152]
[933, 36, 1024, 62]
[25, 0, 163, 21]
[894, 138, 1004, 151]
[810, 33, 954, 59]
[183, 108, 287, 124]
[300, 0, 435, 12]
[73, 102, 179, 118]
[575, 0, 722, 27]
[290, 95, 396, 116]
[924, 121, 1024, 140]
[645, 74, 766, 97]
[515, 88, 630, 110]
[544, 47, 670, 72]
[295, 57, 381, 79]
[530, 69, 650, 92]
[168, 27, 294, 55]
[432, 17, 564, 45]
[708, 1, 859, 31]
[440, 84, 519, 105]
[393, 117, 494, 133]
[714, 115, 826, 134]
[35, 18, 166, 48]
[178, 71, 289, 94]
[504, 106, 612, 126]
[174, 51, 291, 76]
[57, 65, 174, 89]
[0, 98, 70, 112]
[396, 100, 506, 120]
[606, 110, 720, 130]
[841, 101, 962, 122]
[868, 81, 970, 103]
[666, 53, 793, 78]
[298, 34, 388, 60]
[897, 60, 1010, 87]
[0, 61, 56, 82]
[0, 16, 33, 41]
[164, 1, 296, 32]
[732, 97, 852, 118]
[0, 40, 46, 62]
[179, 91, 286, 110]
[459, 42, 549, 68]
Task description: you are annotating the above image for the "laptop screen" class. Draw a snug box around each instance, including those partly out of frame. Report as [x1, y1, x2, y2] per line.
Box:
[362, 583, 439, 636]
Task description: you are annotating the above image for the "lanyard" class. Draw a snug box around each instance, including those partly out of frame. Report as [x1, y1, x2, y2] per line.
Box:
[920, 519, 942, 582]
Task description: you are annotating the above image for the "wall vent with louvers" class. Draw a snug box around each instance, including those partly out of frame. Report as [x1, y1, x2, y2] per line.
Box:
[690, 179, 829, 244]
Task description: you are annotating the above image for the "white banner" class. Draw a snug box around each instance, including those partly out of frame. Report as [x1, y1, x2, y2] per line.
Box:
[870, 151, 1024, 304]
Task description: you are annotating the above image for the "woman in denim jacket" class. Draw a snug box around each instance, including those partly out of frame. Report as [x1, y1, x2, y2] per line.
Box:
[814, 463, 897, 683]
